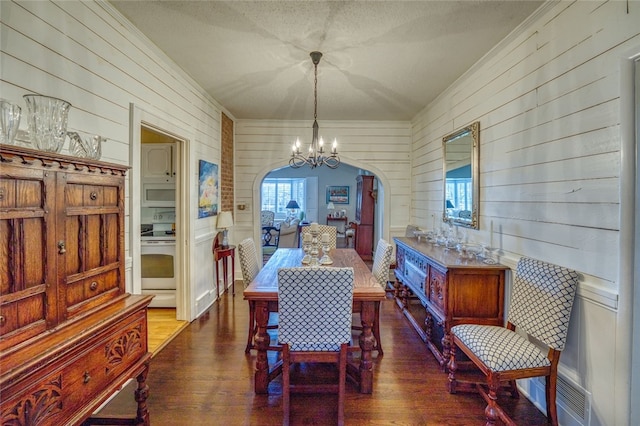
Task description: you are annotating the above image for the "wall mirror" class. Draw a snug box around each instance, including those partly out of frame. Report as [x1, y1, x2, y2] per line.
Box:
[442, 121, 479, 229]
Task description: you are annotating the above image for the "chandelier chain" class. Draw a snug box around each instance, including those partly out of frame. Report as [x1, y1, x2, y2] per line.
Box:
[289, 51, 340, 169]
[314, 60, 318, 121]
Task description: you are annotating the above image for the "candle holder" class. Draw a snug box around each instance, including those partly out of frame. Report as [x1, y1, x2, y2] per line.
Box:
[309, 229, 320, 267]
[319, 233, 333, 265]
[301, 235, 312, 264]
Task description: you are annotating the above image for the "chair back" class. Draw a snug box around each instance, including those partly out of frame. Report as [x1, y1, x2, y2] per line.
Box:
[261, 226, 280, 252]
[371, 239, 394, 288]
[237, 238, 261, 287]
[278, 267, 354, 351]
[260, 210, 275, 226]
[507, 257, 579, 351]
[300, 225, 337, 249]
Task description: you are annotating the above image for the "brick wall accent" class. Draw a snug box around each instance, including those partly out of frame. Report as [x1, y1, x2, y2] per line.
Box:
[220, 112, 234, 215]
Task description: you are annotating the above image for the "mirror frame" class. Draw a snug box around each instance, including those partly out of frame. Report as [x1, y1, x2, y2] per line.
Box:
[442, 121, 480, 229]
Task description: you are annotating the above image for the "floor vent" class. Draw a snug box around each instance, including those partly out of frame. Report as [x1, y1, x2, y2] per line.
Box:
[539, 375, 590, 423]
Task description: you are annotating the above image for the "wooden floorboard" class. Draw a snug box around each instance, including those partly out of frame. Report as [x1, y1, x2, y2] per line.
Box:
[99, 284, 550, 425]
[147, 308, 189, 355]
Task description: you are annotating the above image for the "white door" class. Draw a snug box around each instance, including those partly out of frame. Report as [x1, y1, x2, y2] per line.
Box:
[305, 176, 318, 222]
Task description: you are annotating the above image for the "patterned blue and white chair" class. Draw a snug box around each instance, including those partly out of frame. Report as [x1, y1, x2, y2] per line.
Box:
[353, 239, 394, 355]
[278, 267, 354, 426]
[447, 257, 579, 426]
[238, 238, 273, 353]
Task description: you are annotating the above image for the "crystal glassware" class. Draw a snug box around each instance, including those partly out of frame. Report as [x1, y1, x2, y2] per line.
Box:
[23, 94, 72, 153]
[0, 99, 22, 145]
[67, 131, 104, 160]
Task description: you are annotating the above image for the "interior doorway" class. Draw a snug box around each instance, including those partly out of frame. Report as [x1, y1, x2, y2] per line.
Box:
[257, 162, 386, 258]
[129, 104, 191, 322]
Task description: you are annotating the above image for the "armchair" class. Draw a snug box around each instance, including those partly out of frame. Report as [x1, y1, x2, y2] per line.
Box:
[260, 210, 275, 227]
[277, 219, 300, 248]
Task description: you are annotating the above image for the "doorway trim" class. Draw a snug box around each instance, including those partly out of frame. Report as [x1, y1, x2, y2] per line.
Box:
[251, 156, 392, 250]
[129, 103, 193, 321]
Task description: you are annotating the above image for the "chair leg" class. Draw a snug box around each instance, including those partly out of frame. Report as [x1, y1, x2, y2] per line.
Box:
[245, 301, 255, 353]
[484, 375, 500, 426]
[546, 374, 559, 426]
[338, 343, 347, 426]
[372, 303, 383, 356]
[508, 380, 519, 399]
[282, 344, 291, 426]
[447, 344, 458, 393]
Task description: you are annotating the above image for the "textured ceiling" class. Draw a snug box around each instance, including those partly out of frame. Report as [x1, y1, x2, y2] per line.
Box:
[109, 1, 544, 121]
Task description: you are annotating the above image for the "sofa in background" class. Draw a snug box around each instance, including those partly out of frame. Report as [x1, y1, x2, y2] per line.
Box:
[278, 219, 300, 247]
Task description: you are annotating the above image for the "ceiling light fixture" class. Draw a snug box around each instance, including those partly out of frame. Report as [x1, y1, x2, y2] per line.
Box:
[289, 51, 340, 169]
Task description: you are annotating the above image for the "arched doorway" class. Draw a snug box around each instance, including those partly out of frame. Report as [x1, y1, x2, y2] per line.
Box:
[252, 158, 392, 259]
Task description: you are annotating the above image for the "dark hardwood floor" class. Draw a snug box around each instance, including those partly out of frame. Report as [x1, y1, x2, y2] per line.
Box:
[99, 283, 549, 425]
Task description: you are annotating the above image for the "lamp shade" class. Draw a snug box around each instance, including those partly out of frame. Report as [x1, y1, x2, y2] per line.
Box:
[216, 211, 233, 229]
[446, 200, 455, 209]
[327, 202, 335, 210]
[286, 200, 300, 209]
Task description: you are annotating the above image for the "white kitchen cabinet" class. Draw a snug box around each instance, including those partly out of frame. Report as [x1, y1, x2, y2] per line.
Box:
[142, 143, 175, 182]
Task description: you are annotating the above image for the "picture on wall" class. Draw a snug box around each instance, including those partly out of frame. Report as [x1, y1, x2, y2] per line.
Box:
[326, 185, 349, 204]
[198, 159, 218, 218]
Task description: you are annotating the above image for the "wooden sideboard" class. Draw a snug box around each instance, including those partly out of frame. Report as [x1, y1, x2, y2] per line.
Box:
[0, 145, 152, 425]
[393, 237, 507, 369]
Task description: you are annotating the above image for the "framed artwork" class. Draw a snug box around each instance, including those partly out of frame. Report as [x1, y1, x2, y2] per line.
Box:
[198, 159, 218, 218]
[326, 185, 349, 204]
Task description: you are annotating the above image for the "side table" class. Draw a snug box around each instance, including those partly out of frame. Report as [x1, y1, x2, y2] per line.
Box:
[214, 244, 236, 296]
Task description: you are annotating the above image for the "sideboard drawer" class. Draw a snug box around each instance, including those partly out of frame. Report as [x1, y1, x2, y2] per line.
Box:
[60, 311, 147, 417]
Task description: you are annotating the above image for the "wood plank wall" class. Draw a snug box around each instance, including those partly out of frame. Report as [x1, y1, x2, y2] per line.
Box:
[0, 0, 225, 319]
[410, 2, 640, 424]
[233, 119, 412, 244]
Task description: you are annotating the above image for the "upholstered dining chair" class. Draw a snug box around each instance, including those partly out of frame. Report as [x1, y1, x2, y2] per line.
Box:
[447, 257, 579, 426]
[238, 238, 277, 353]
[300, 224, 337, 250]
[352, 239, 394, 355]
[278, 267, 354, 426]
[260, 210, 275, 227]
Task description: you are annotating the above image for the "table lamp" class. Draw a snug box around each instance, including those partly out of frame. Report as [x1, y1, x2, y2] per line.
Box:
[216, 211, 233, 248]
[327, 201, 335, 217]
[286, 200, 300, 218]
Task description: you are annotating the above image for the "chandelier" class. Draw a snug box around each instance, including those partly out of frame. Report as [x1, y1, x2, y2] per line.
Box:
[289, 51, 340, 169]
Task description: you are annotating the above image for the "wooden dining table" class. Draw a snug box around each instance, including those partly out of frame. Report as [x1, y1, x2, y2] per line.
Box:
[244, 248, 386, 394]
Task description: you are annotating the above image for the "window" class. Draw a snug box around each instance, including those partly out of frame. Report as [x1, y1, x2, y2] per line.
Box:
[445, 178, 472, 211]
[261, 178, 306, 221]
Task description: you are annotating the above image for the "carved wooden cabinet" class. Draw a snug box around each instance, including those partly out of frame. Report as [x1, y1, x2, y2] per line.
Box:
[354, 175, 374, 260]
[393, 237, 507, 369]
[0, 145, 152, 425]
